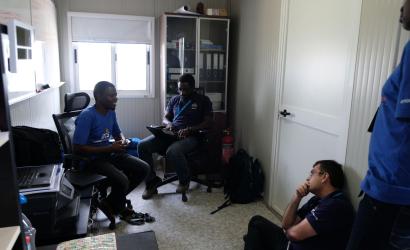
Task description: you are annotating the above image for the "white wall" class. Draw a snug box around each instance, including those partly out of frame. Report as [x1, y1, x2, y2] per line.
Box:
[344, 0, 410, 207]
[0, 0, 61, 130]
[229, 0, 282, 203]
[230, 0, 408, 208]
[54, 0, 230, 138]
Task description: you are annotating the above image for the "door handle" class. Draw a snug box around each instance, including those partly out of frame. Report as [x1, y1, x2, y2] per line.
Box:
[279, 109, 291, 117]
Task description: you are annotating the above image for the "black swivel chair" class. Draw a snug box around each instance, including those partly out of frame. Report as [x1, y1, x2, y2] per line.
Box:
[52, 92, 117, 230]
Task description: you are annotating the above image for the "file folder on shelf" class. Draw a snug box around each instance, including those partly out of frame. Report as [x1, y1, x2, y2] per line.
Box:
[206, 53, 212, 80]
[213, 53, 219, 81]
[199, 53, 204, 80]
[219, 53, 225, 81]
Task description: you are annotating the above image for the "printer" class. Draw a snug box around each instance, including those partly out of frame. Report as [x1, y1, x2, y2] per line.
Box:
[19, 163, 79, 244]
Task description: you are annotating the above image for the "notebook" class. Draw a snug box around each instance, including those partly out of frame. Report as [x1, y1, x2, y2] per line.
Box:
[146, 126, 177, 141]
[17, 164, 57, 189]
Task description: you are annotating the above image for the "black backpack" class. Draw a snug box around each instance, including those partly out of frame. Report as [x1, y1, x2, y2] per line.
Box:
[12, 126, 63, 167]
[211, 149, 264, 214]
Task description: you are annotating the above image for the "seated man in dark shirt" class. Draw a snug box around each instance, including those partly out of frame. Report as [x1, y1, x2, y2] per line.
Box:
[73, 81, 150, 222]
[138, 73, 213, 199]
[243, 160, 354, 250]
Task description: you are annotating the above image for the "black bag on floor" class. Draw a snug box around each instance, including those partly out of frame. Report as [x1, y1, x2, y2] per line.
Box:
[12, 126, 63, 166]
[211, 149, 264, 214]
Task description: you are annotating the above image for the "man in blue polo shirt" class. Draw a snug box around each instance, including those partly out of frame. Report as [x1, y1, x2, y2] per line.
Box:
[346, 1, 410, 249]
[138, 74, 213, 199]
[73, 81, 150, 222]
[243, 160, 354, 250]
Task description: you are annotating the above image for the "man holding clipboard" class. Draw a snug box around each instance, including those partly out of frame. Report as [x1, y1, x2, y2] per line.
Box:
[138, 74, 213, 199]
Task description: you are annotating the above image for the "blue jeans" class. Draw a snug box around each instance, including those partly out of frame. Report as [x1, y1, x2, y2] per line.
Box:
[346, 194, 410, 250]
[137, 135, 199, 185]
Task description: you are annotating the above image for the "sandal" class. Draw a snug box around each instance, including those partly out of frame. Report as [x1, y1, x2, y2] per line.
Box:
[119, 208, 155, 224]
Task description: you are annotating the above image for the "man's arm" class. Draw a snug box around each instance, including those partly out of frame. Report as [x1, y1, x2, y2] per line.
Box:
[282, 195, 303, 230]
[282, 181, 317, 241]
[285, 218, 317, 241]
[282, 182, 309, 229]
[188, 115, 213, 132]
[73, 142, 126, 155]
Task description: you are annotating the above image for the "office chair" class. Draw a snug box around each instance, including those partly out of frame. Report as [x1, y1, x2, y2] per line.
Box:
[52, 92, 117, 230]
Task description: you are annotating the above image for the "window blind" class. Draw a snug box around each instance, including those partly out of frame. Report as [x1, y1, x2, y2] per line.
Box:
[70, 13, 154, 44]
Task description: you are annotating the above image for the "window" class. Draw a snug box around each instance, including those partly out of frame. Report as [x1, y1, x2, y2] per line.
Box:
[74, 42, 151, 95]
[69, 12, 155, 97]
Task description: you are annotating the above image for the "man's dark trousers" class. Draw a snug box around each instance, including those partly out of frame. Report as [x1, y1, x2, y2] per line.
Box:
[244, 215, 288, 250]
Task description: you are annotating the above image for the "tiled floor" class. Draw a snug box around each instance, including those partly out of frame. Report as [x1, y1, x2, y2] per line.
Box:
[92, 181, 281, 250]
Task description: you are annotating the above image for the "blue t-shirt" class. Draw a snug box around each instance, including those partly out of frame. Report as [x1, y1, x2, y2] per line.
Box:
[166, 93, 213, 130]
[361, 41, 410, 205]
[290, 191, 354, 250]
[73, 105, 121, 149]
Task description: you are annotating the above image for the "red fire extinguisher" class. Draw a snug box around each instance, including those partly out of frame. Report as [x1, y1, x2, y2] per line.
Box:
[222, 128, 234, 164]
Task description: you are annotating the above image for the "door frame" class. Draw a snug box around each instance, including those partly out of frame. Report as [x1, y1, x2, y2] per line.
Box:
[267, 0, 363, 214]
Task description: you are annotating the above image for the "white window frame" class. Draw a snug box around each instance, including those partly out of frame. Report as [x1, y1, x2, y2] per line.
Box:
[68, 12, 155, 98]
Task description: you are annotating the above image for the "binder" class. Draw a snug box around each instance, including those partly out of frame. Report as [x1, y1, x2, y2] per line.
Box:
[213, 53, 219, 81]
[206, 53, 212, 80]
[199, 52, 204, 80]
[219, 53, 224, 81]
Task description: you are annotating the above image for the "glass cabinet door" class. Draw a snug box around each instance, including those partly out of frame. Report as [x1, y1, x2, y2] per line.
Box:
[165, 16, 197, 105]
[199, 19, 229, 112]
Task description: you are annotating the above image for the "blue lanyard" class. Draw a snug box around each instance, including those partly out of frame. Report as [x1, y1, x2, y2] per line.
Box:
[173, 100, 192, 122]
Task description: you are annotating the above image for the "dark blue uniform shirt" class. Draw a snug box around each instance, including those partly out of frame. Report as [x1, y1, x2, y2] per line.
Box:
[290, 191, 354, 250]
[166, 93, 213, 130]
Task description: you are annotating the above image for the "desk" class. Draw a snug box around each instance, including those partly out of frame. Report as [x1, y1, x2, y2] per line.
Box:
[0, 226, 21, 250]
[38, 231, 158, 250]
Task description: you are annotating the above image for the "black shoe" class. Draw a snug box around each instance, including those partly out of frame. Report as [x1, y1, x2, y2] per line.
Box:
[142, 187, 158, 199]
[142, 176, 162, 200]
[176, 182, 189, 193]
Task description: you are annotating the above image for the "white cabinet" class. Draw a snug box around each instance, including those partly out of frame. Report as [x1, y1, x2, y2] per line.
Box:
[160, 13, 230, 114]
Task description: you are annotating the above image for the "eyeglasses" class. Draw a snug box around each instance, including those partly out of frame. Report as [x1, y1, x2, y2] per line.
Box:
[309, 170, 325, 178]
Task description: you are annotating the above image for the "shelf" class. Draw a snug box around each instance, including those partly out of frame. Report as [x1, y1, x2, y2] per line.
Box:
[167, 47, 195, 51]
[0, 131, 9, 147]
[9, 82, 65, 105]
[0, 226, 21, 250]
[200, 49, 225, 53]
[199, 80, 225, 83]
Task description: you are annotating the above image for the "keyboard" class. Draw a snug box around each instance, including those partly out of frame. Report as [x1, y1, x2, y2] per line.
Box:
[17, 165, 56, 189]
[18, 168, 39, 188]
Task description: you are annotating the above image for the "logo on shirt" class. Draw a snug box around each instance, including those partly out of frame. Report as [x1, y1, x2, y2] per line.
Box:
[101, 128, 110, 141]
[400, 99, 410, 104]
[191, 102, 198, 109]
[311, 207, 319, 221]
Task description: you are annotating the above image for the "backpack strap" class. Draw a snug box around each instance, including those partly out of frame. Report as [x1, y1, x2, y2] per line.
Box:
[210, 199, 232, 215]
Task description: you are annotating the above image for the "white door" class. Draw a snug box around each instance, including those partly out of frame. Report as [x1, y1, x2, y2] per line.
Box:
[271, 0, 362, 213]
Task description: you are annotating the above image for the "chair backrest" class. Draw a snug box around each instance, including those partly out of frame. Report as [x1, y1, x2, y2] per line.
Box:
[53, 92, 90, 155]
[64, 92, 90, 112]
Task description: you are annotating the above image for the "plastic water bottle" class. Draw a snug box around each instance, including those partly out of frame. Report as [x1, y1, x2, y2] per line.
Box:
[19, 194, 36, 250]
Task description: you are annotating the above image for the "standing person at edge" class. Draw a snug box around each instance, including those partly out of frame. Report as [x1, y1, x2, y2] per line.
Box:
[138, 73, 213, 199]
[346, 1, 410, 249]
[243, 160, 354, 250]
[73, 81, 150, 222]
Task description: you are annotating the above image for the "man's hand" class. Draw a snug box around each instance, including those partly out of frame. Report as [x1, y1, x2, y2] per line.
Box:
[165, 123, 175, 131]
[111, 140, 127, 152]
[177, 128, 191, 139]
[296, 181, 310, 199]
